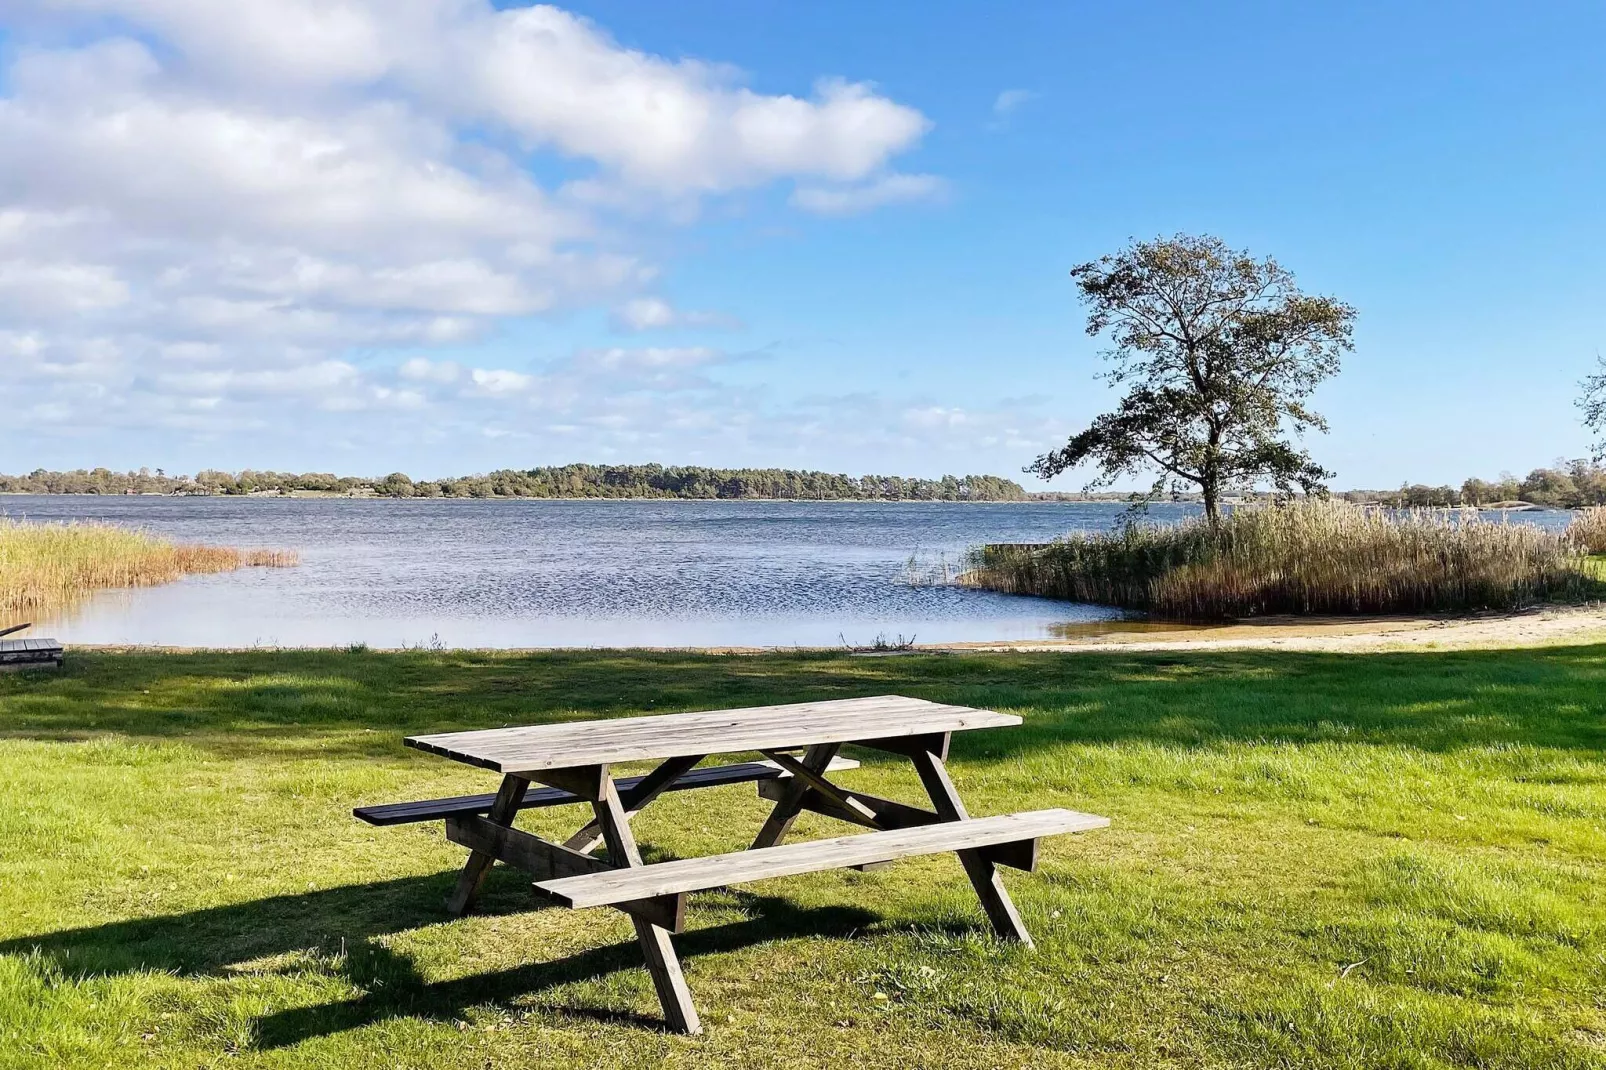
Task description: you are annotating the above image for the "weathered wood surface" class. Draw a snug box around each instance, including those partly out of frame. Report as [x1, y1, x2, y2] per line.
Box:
[750, 742, 840, 851]
[758, 748, 877, 823]
[0, 637, 64, 671]
[406, 696, 1019, 775]
[354, 756, 861, 826]
[535, 809, 1108, 909]
[910, 745, 1035, 946]
[590, 770, 702, 1034]
[756, 779, 942, 831]
[445, 814, 684, 930]
[445, 774, 528, 916]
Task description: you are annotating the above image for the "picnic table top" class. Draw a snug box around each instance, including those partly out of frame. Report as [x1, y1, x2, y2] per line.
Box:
[406, 695, 1020, 774]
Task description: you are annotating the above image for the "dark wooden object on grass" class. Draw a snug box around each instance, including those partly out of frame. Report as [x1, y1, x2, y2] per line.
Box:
[0, 636, 64, 672]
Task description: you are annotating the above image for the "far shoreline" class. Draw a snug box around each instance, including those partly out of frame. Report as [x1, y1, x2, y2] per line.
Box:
[0, 491, 1574, 509]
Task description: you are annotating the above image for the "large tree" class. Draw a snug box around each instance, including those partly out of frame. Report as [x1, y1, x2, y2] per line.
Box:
[1030, 234, 1355, 521]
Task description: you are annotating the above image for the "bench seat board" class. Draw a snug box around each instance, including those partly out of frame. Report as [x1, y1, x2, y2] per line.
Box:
[535, 808, 1109, 908]
[406, 695, 1018, 775]
[354, 757, 860, 826]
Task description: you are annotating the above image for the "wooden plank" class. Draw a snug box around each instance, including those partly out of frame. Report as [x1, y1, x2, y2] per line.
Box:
[564, 753, 705, 854]
[591, 774, 701, 1034]
[856, 732, 951, 761]
[445, 815, 683, 931]
[757, 781, 942, 831]
[910, 748, 1034, 946]
[444, 774, 527, 916]
[0, 639, 62, 655]
[354, 757, 861, 827]
[445, 814, 613, 880]
[405, 696, 1019, 774]
[537, 809, 1108, 909]
[758, 749, 877, 823]
[0, 637, 63, 672]
[750, 743, 839, 850]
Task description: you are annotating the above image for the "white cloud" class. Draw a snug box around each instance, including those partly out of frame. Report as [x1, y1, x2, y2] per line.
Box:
[992, 89, 1037, 117]
[21, 3, 929, 192]
[468, 367, 538, 396]
[791, 173, 946, 216]
[609, 297, 740, 332]
[398, 357, 461, 383]
[0, 2, 938, 452]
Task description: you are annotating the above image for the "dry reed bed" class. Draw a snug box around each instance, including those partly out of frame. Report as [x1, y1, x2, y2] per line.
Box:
[0, 520, 296, 621]
[964, 500, 1596, 618]
[1565, 506, 1606, 554]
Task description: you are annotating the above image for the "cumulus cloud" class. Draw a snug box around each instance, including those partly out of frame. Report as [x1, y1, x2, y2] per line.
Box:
[0, 1, 937, 450]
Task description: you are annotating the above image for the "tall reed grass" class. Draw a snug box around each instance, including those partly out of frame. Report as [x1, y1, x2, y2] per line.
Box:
[963, 500, 1592, 618]
[0, 520, 296, 622]
[1565, 506, 1606, 554]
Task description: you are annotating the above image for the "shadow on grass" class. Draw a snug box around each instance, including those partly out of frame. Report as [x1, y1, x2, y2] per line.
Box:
[2, 645, 1604, 759]
[254, 893, 878, 1045]
[0, 864, 880, 1043]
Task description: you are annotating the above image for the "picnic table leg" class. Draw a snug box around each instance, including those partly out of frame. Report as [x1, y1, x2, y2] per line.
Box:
[445, 773, 529, 916]
[908, 743, 1034, 948]
[590, 772, 703, 1035]
[750, 742, 841, 850]
[563, 753, 706, 855]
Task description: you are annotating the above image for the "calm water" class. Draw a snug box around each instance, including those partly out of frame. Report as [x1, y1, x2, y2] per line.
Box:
[4, 497, 1575, 649]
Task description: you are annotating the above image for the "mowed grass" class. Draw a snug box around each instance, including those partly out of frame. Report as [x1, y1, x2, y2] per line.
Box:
[1, 647, 1603, 1069]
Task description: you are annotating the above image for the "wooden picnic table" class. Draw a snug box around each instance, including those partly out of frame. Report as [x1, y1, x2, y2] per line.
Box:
[358, 695, 1108, 1034]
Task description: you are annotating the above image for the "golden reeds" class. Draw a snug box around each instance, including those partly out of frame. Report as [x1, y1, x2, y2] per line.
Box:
[1565, 506, 1606, 554]
[0, 520, 297, 622]
[962, 500, 1592, 618]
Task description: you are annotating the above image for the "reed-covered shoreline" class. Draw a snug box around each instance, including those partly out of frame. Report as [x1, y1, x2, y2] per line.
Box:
[962, 500, 1600, 619]
[0, 520, 295, 622]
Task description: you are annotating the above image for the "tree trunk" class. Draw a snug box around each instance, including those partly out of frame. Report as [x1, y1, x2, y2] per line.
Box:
[1202, 427, 1222, 525]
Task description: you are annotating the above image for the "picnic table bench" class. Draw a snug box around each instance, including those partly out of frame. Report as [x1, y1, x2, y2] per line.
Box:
[358, 695, 1108, 1034]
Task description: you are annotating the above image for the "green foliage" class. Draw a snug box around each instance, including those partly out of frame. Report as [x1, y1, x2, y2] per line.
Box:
[1, 646, 1603, 1067]
[963, 500, 1592, 617]
[1346, 461, 1606, 509]
[0, 465, 1028, 501]
[1031, 234, 1354, 518]
[1579, 353, 1606, 462]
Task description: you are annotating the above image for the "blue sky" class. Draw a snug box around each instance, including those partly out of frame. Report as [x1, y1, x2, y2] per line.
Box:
[2, 1, 1602, 488]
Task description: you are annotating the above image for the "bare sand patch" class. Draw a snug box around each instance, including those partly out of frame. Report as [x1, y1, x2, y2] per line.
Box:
[935, 603, 1606, 654]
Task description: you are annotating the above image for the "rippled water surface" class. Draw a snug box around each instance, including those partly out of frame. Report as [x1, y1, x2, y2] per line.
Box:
[5, 497, 1575, 649]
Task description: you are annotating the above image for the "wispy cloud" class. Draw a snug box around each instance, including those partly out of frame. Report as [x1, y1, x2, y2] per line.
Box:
[609, 297, 741, 333]
[989, 88, 1038, 129]
[791, 173, 947, 216]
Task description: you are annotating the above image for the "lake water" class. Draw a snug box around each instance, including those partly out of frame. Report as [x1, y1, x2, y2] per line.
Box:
[2, 497, 1576, 649]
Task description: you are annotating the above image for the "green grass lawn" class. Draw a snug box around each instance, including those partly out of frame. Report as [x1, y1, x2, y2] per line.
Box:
[1, 647, 1604, 1069]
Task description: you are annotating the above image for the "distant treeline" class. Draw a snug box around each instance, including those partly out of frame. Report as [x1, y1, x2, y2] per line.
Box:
[0, 464, 1029, 501]
[1342, 461, 1606, 509]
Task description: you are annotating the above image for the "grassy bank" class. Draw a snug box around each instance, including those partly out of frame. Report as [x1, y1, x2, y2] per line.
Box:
[0, 520, 295, 624]
[1, 647, 1603, 1068]
[964, 500, 1595, 618]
